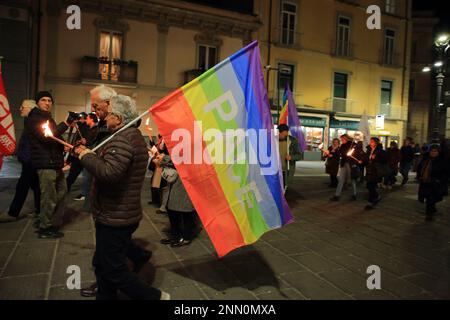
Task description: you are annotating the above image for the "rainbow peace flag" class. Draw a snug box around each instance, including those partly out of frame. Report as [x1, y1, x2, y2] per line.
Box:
[279, 84, 307, 152]
[150, 41, 294, 257]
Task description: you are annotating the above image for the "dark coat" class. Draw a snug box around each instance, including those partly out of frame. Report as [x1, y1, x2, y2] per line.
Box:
[400, 145, 414, 164]
[337, 141, 362, 167]
[26, 107, 69, 169]
[364, 144, 387, 183]
[80, 126, 148, 227]
[325, 146, 340, 175]
[16, 117, 31, 164]
[386, 147, 401, 173]
[417, 155, 447, 203]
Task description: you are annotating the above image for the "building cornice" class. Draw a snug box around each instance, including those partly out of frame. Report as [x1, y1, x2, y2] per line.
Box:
[62, 0, 261, 41]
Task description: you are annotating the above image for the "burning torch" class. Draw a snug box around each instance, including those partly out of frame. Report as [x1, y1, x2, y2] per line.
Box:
[42, 121, 74, 149]
[346, 148, 362, 164]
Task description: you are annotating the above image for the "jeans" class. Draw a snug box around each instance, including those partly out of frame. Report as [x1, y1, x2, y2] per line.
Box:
[94, 222, 161, 300]
[335, 163, 357, 197]
[8, 163, 40, 217]
[366, 181, 379, 203]
[37, 169, 67, 229]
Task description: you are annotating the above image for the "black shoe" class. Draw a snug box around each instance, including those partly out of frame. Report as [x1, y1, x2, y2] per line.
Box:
[132, 250, 153, 273]
[170, 238, 192, 247]
[330, 196, 339, 201]
[156, 209, 167, 215]
[80, 282, 97, 297]
[401, 179, 408, 186]
[160, 238, 177, 245]
[38, 227, 64, 239]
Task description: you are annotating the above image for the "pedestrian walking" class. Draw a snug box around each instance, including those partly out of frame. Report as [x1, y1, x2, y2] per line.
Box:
[383, 141, 401, 189]
[417, 145, 447, 221]
[400, 137, 415, 186]
[323, 138, 340, 188]
[364, 137, 387, 210]
[0, 100, 40, 223]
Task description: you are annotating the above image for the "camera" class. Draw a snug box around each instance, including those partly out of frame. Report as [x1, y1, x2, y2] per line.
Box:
[67, 111, 87, 124]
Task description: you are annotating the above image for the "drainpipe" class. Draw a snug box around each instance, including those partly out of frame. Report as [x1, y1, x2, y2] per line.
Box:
[266, 0, 273, 91]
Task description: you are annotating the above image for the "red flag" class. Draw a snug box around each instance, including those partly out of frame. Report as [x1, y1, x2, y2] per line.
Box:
[0, 69, 16, 170]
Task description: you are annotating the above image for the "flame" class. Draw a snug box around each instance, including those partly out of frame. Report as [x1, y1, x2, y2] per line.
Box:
[145, 118, 150, 126]
[347, 148, 355, 157]
[42, 120, 53, 137]
[318, 143, 324, 150]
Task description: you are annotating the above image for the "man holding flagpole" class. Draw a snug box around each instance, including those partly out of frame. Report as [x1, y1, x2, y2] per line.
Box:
[278, 84, 307, 190]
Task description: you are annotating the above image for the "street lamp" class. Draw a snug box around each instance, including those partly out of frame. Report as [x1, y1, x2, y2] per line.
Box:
[423, 33, 450, 143]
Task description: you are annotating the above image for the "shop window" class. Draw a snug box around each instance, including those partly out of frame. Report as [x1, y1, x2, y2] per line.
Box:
[98, 31, 123, 81]
[198, 44, 217, 71]
[281, 2, 297, 45]
[301, 127, 324, 151]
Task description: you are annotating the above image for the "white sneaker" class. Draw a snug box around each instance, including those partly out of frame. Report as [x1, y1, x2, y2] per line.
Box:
[73, 194, 86, 201]
[160, 291, 171, 300]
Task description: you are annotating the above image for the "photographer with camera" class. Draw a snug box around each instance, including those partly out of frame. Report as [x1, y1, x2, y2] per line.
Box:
[27, 91, 75, 239]
[66, 112, 89, 193]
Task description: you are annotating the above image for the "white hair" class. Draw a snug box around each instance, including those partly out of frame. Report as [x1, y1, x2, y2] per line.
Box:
[22, 99, 37, 109]
[111, 94, 138, 125]
[90, 85, 117, 102]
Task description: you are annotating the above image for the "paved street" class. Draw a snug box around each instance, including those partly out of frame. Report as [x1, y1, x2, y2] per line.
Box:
[0, 157, 449, 300]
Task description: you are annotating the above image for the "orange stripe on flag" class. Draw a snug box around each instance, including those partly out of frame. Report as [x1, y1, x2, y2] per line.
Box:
[150, 89, 246, 257]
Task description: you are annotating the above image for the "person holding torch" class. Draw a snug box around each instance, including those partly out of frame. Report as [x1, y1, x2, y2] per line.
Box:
[330, 134, 363, 202]
[26, 91, 75, 238]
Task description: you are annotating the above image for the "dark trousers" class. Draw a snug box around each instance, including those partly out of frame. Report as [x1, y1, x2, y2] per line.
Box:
[8, 162, 40, 217]
[426, 200, 437, 217]
[66, 158, 84, 192]
[366, 181, 379, 204]
[167, 210, 196, 240]
[329, 175, 338, 187]
[93, 222, 161, 300]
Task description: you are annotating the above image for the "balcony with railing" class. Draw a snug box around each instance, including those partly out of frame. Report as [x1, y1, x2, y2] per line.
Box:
[379, 50, 401, 67]
[268, 90, 304, 109]
[331, 40, 354, 58]
[81, 56, 138, 84]
[378, 104, 407, 120]
[325, 97, 357, 114]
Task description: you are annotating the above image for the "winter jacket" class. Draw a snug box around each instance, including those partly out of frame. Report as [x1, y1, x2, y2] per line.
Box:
[364, 144, 388, 183]
[386, 147, 401, 173]
[325, 146, 340, 175]
[417, 155, 447, 203]
[80, 126, 148, 227]
[26, 107, 69, 169]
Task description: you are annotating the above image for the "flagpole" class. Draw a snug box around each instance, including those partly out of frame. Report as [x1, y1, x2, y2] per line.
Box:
[91, 109, 150, 152]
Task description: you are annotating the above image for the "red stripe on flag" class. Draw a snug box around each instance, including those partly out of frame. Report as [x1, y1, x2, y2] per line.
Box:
[150, 89, 245, 257]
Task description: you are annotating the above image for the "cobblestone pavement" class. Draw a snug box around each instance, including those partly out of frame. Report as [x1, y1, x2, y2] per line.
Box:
[0, 157, 449, 300]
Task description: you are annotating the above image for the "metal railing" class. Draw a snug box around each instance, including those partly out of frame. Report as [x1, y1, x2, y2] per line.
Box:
[331, 40, 354, 58]
[378, 104, 407, 120]
[379, 50, 400, 67]
[81, 56, 138, 83]
[325, 97, 357, 113]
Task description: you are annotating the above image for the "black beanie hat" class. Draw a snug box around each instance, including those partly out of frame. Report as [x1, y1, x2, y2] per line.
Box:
[35, 91, 53, 103]
[277, 124, 289, 132]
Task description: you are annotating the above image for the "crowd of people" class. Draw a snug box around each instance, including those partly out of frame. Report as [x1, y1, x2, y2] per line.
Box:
[321, 134, 449, 220]
[0, 84, 449, 300]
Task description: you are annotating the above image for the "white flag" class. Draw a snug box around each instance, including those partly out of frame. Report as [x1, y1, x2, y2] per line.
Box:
[358, 111, 370, 149]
